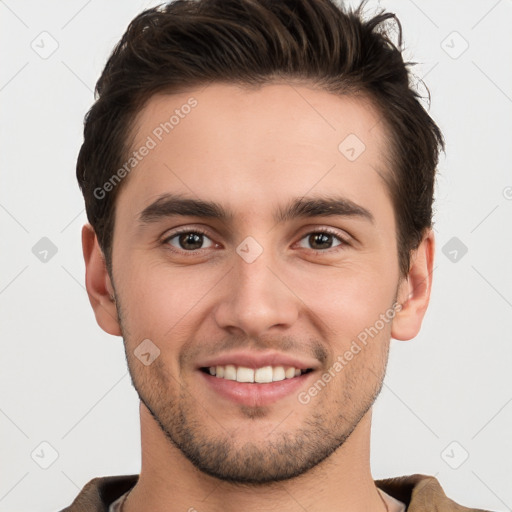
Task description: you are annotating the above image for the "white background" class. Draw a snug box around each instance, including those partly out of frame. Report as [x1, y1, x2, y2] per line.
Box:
[1, 0, 511, 510]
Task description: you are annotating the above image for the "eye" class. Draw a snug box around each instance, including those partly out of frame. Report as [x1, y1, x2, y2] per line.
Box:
[164, 230, 215, 251]
[161, 227, 349, 254]
[297, 230, 347, 251]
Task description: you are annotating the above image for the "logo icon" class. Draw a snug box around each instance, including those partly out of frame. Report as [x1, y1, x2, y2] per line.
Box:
[236, 236, 264, 263]
[441, 31, 469, 60]
[441, 441, 469, 469]
[31, 441, 59, 469]
[31, 31, 59, 59]
[442, 236, 468, 263]
[338, 134, 366, 162]
[134, 339, 161, 366]
[32, 237, 58, 263]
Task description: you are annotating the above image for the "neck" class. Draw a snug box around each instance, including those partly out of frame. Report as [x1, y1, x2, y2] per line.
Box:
[124, 403, 386, 512]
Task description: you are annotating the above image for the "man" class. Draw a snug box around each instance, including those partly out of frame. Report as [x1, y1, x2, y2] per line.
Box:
[60, 0, 492, 510]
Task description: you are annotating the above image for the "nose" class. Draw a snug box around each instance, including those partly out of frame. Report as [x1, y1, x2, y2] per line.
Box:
[213, 245, 299, 338]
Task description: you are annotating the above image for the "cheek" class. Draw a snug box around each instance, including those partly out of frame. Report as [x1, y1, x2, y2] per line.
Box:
[116, 258, 221, 341]
[293, 263, 398, 342]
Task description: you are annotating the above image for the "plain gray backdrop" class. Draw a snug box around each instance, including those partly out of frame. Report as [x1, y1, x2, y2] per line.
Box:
[1, 0, 511, 510]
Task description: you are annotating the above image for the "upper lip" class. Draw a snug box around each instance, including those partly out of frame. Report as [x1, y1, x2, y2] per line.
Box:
[197, 350, 319, 371]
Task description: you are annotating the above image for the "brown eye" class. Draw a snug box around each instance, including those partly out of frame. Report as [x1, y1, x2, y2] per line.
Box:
[166, 231, 214, 251]
[298, 231, 344, 251]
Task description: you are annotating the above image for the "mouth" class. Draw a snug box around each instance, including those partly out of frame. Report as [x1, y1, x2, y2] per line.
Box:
[199, 367, 315, 407]
[200, 365, 314, 383]
[197, 352, 318, 407]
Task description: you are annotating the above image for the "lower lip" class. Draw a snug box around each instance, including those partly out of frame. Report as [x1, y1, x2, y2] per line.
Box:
[199, 370, 313, 407]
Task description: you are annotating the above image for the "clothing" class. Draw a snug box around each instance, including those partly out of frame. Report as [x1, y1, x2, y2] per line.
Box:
[107, 486, 407, 512]
[378, 488, 407, 512]
[59, 473, 493, 512]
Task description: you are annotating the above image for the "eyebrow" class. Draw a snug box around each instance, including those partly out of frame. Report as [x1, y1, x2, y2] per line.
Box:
[137, 193, 374, 226]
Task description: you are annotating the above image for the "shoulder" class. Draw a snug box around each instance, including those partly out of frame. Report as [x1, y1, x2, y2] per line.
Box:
[58, 474, 139, 512]
[375, 473, 495, 512]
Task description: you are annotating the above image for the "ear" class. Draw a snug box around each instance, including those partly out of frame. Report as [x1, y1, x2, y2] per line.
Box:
[391, 229, 435, 341]
[81, 223, 122, 336]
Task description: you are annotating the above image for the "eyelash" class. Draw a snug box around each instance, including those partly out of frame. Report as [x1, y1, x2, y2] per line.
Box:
[161, 227, 350, 255]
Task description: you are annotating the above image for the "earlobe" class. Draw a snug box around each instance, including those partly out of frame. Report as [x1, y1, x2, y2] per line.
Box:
[391, 229, 435, 341]
[81, 224, 122, 336]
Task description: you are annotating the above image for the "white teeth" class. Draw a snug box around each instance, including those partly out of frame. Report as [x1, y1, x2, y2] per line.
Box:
[224, 364, 237, 380]
[237, 366, 254, 383]
[254, 366, 273, 383]
[285, 367, 295, 379]
[208, 364, 307, 383]
[272, 366, 286, 382]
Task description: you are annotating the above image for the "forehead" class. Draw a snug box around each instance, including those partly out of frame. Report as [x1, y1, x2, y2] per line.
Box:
[118, 82, 392, 223]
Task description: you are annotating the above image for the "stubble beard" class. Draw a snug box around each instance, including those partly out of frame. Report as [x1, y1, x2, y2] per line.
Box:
[113, 284, 391, 485]
[123, 335, 388, 485]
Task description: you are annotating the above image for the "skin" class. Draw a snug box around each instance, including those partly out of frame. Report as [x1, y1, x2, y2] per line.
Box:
[83, 82, 434, 512]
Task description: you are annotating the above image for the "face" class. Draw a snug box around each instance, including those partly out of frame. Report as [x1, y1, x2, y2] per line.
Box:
[104, 82, 407, 483]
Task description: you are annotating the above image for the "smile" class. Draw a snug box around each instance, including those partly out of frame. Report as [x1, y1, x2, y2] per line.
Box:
[202, 365, 312, 383]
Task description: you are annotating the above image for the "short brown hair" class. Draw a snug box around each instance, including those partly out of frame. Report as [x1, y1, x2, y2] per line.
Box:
[76, 0, 444, 276]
